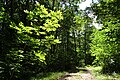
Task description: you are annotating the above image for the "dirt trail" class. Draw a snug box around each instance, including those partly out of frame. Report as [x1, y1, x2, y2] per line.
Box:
[58, 69, 95, 80]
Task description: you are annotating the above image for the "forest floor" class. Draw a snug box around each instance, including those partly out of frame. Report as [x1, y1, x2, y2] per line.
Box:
[31, 66, 120, 80]
[58, 68, 95, 80]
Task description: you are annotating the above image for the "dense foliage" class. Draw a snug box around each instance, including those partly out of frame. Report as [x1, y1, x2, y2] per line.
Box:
[0, 1, 63, 79]
[0, 0, 94, 79]
[91, 0, 120, 73]
[1, 0, 120, 79]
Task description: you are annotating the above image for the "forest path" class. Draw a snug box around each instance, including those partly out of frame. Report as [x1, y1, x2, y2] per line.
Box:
[58, 68, 95, 80]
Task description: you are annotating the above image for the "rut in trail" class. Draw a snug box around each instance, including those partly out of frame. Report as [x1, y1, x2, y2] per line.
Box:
[58, 68, 95, 80]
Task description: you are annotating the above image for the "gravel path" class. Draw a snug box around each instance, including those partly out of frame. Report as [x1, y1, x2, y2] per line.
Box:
[58, 69, 95, 80]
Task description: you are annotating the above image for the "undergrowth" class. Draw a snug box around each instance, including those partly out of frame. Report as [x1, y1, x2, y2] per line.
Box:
[87, 66, 120, 80]
[30, 72, 66, 80]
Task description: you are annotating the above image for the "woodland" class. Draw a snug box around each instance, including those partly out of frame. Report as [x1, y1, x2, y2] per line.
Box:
[0, 0, 120, 80]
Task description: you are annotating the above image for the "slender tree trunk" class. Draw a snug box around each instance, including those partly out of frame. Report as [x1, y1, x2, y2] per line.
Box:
[84, 24, 87, 66]
[10, 0, 13, 20]
[73, 30, 76, 53]
[52, 0, 55, 10]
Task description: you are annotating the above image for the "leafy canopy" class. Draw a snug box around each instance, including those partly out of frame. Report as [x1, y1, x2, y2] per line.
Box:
[10, 2, 63, 62]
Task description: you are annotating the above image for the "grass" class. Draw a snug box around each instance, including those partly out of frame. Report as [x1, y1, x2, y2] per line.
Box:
[30, 71, 67, 80]
[87, 66, 120, 80]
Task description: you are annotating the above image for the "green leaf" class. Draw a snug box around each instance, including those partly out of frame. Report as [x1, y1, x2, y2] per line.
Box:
[54, 39, 61, 43]
[39, 32, 46, 34]
[35, 52, 46, 62]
